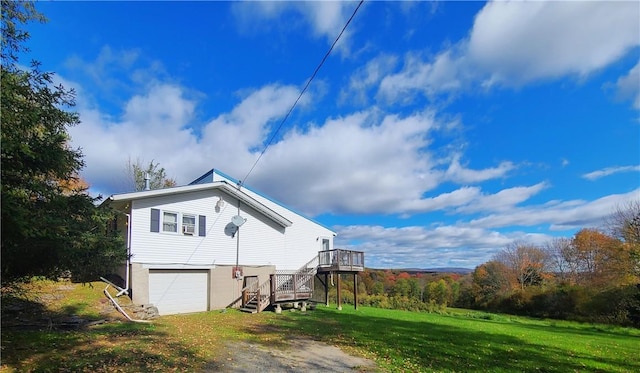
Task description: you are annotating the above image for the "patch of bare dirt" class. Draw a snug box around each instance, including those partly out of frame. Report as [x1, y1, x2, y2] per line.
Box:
[205, 337, 378, 372]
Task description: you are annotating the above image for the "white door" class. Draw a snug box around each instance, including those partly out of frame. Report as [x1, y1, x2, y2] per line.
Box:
[149, 270, 208, 315]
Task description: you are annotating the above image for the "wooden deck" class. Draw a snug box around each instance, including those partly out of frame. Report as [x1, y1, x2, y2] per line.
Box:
[317, 249, 365, 273]
[240, 248, 364, 312]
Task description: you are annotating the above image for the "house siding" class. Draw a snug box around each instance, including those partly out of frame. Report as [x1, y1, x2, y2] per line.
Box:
[128, 186, 332, 270]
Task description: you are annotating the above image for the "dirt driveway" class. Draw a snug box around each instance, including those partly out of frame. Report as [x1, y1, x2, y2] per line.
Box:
[205, 337, 378, 372]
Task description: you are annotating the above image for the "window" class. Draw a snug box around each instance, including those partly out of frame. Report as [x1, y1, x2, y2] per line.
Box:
[163, 212, 178, 233]
[322, 238, 330, 251]
[150, 209, 206, 237]
[182, 214, 196, 235]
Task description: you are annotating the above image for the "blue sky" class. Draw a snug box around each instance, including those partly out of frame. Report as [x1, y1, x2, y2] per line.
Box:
[24, 1, 639, 269]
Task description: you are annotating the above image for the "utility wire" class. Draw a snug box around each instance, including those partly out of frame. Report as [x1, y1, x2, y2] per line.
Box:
[240, 0, 365, 188]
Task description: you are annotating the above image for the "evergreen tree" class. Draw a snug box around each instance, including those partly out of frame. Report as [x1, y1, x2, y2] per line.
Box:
[1, 0, 125, 283]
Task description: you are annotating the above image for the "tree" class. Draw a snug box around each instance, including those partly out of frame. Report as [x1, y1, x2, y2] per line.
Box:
[472, 261, 510, 307]
[572, 228, 629, 287]
[606, 201, 640, 278]
[424, 279, 450, 307]
[125, 158, 177, 191]
[495, 242, 549, 290]
[544, 237, 579, 285]
[1, 1, 125, 283]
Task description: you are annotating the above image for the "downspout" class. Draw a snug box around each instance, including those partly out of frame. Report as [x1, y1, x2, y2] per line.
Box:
[116, 213, 132, 297]
[104, 283, 151, 323]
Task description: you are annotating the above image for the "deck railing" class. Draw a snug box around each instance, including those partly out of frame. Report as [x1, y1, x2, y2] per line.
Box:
[318, 249, 365, 272]
[271, 270, 314, 303]
[240, 249, 365, 312]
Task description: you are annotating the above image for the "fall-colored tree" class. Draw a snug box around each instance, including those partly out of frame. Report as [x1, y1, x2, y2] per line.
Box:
[572, 228, 629, 287]
[494, 242, 549, 290]
[397, 272, 411, 280]
[57, 173, 90, 195]
[472, 261, 510, 307]
[424, 279, 451, 306]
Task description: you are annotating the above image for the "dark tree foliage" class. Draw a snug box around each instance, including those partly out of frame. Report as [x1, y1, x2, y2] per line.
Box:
[1, 1, 125, 283]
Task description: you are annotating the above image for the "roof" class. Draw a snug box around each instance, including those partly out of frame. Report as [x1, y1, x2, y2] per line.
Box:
[190, 169, 336, 234]
[104, 181, 293, 228]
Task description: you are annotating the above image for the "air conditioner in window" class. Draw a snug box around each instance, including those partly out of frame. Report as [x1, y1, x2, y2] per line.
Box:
[182, 225, 195, 235]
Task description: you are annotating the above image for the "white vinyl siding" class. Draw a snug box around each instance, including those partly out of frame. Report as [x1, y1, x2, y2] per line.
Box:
[149, 270, 208, 315]
[129, 186, 334, 270]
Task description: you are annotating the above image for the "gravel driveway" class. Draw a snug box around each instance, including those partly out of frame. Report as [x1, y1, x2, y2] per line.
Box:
[205, 337, 378, 372]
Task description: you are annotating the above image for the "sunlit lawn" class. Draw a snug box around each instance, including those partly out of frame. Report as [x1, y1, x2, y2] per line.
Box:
[270, 306, 640, 372]
[2, 281, 639, 372]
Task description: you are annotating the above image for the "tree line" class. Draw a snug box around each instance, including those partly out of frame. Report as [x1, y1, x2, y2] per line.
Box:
[322, 202, 640, 326]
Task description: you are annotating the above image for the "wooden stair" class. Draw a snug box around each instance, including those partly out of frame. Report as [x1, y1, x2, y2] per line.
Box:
[240, 299, 259, 313]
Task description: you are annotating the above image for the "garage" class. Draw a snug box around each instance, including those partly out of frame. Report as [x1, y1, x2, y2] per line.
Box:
[148, 270, 209, 315]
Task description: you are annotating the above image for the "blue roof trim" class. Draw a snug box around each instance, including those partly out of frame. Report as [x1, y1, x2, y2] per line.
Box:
[189, 168, 335, 234]
[213, 169, 243, 186]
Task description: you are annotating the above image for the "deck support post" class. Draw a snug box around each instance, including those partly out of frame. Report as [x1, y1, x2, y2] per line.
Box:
[354, 273, 358, 310]
[324, 273, 329, 306]
[336, 273, 342, 310]
[275, 304, 282, 314]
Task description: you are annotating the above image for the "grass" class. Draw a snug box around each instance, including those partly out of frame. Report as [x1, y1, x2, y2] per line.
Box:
[269, 306, 640, 372]
[2, 280, 639, 372]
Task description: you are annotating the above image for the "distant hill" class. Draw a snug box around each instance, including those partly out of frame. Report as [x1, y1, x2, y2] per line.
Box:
[402, 267, 473, 274]
[367, 267, 473, 275]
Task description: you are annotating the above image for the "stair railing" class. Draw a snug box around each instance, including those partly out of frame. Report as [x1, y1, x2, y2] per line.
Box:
[242, 278, 271, 313]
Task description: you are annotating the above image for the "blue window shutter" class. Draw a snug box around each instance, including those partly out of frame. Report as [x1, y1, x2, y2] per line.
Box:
[199, 215, 206, 237]
[150, 209, 160, 232]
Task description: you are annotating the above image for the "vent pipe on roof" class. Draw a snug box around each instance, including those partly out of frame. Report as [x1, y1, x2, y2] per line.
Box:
[144, 173, 150, 191]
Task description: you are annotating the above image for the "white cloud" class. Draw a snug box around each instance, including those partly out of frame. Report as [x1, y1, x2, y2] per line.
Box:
[335, 188, 640, 268]
[377, 50, 467, 104]
[468, 1, 640, 86]
[469, 188, 640, 230]
[232, 1, 359, 56]
[69, 83, 199, 194]
[372, 1, 640, 102]
[456, 182, 548, 214]
[614, 62, 640, 109]
[68, 64, 533, 217]
[583, 165, 640, 181]
[247, 109, 443, 215]
[69, 81, 302, 195]
[444, 154, 514, 184]
[335, 224, 522, 268]
[340, 54, 398, 106]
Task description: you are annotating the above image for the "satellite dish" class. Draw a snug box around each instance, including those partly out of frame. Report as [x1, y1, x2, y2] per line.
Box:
[231, 215, 247, 227]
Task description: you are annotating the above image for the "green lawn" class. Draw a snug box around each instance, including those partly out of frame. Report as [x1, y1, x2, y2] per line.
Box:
[269, 305, 640, 373]
[2, 281, 639, 372]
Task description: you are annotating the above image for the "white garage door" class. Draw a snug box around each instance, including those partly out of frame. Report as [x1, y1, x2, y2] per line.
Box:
[149, 270, 208, 315]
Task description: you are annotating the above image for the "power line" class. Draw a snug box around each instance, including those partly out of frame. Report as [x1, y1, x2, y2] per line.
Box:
[240, 0, 365, 187]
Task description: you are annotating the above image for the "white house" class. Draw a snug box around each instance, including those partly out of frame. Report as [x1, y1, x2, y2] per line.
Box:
[104, 169, 336, 315]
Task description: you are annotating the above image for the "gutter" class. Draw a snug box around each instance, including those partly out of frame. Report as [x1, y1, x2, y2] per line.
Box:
[116, 213, 132, 297]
